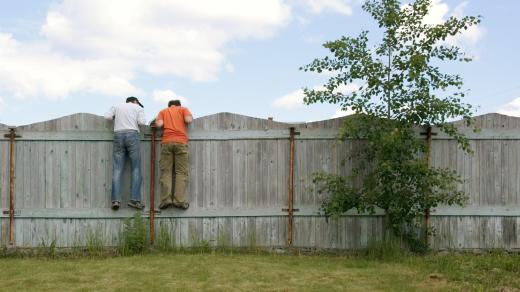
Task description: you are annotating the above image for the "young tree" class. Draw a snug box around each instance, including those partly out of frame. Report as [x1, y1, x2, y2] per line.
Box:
[301, 0, 481, 251]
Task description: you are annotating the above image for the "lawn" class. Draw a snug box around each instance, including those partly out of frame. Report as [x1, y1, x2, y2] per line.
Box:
[0, 252, 518, 291]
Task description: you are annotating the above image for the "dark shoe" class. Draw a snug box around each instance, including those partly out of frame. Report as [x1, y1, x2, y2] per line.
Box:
[172, 199, 189, 210]
[111, 201, 120, 210]
[128, 200, 145, 210]
[159, 201, 172, 210]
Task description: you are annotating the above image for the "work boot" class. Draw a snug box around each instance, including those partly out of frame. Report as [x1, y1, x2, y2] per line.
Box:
[172, 198, 189, 210]
[159, 201, 172, 210]
[128, 200, 145, 210]
[111, 201, 120, 211]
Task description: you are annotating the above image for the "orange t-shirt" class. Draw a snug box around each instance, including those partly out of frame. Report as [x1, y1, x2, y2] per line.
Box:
[156, 106, 192, 144]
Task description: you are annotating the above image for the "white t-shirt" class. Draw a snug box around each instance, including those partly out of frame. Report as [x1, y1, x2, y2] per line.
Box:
[105, 103, 146, 132]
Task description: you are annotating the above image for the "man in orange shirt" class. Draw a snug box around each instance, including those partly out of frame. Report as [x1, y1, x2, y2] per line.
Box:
[154, 100, 193, 210]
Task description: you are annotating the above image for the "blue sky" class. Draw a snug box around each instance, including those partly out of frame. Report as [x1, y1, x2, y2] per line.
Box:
[0, 0, 518, 126]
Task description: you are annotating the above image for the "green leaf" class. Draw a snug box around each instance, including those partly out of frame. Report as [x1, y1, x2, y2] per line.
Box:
[302, 0, 480, 251]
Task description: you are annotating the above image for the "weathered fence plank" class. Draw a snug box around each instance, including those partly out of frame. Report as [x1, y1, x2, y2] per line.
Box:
[1, 112, 520, 249]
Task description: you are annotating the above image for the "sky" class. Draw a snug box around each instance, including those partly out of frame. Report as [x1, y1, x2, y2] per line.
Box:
[0, 0, 518, 126]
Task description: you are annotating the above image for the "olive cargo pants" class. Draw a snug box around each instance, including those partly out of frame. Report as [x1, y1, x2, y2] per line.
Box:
[159, 142, 189, 204]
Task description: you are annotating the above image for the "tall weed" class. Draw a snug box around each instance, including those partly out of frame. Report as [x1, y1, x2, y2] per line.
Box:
[119, 213, 149, 256]
[86, 228, 104, 257]
[156, 223, 174, 251]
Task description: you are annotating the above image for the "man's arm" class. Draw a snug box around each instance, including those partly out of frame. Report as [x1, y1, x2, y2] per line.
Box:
[155, 119, 164, 127]
[104, 106, 116, 120]
[137, 109, 146, 126]
[155, 112, 164, 128]
[184, 108, 193, 124]
[184, 115, 193, 124]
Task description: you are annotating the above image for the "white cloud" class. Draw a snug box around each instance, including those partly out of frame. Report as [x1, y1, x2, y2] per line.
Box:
[300, 0, 353, 15]
[152, 89, 188, 106]
[336, 83, 359, 94]
[497, 97, 520, 117]
[0, 0, 292, 100]
[422, 0, 484, 50]
[0, 0, 359, 102]
[422, 0, 449, 25]
[272, 83, 358, 110]
[0, 33, 138, 99]
[332, 108, 355, 118]
[40, 0, 292, 82]
[272, 89, 305, 109]
[449, 2, 484, 47]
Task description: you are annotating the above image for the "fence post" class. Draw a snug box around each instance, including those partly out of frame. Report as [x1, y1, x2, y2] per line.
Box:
[287, 127, 296, 246]
[4, 128, 20, 246]
[424, 126, 433, 246]
[149, 126, 157, 246]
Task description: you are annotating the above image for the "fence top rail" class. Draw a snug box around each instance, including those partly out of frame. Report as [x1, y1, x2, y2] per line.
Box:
[1, 112, 519, 140]
[11, 112, 306, 132]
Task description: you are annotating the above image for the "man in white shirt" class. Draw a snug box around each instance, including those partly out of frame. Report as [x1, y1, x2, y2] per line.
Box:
[105, 96, 146, 210]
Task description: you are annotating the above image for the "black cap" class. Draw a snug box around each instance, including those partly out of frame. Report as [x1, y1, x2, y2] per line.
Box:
[126, 96, 143, 108]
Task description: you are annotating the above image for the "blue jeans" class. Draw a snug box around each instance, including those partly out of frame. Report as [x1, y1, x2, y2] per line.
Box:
[111, 130, 142, 203]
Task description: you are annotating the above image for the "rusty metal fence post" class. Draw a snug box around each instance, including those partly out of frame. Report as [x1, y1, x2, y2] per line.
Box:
[287, 127, 296, 246]
[149, 126, 157, 246]
[423, 126, 435, 246]
[4, 128, 19, 246]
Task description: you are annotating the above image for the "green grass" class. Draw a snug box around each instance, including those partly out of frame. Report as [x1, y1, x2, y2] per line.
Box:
[413, 252, 520, 291]
[0, 252, 518, 291]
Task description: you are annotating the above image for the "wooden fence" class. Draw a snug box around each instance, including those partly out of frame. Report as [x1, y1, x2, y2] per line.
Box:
[0, 112, 519, 250]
